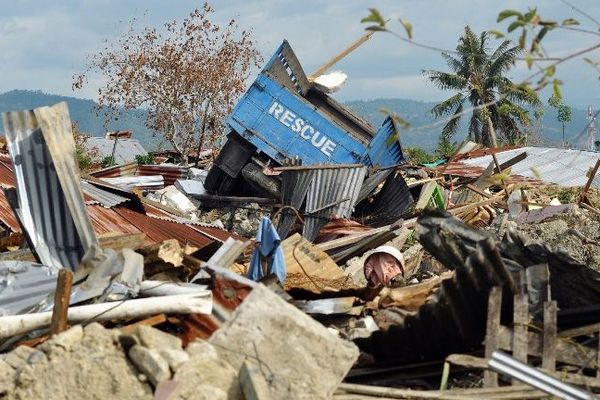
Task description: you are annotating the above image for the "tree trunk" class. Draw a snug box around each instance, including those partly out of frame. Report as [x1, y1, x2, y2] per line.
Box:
[486, 115, 498, 147]
[195, 101, 211, 167]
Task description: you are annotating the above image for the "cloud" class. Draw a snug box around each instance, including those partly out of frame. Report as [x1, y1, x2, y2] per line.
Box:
[0, 0, 599, 109]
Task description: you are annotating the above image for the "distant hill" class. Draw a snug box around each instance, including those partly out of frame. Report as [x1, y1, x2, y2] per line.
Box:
[0, 90, 168, 151]
[0, 90, 592, 153]
[346, 98, 592, 151]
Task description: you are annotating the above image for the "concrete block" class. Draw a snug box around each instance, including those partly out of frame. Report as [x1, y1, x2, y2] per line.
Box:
[159, 349, 189, 372]
[185, 340, 219, 360]
[210, 284, 359, 400]
[4, 346, 47, 369]
[128, 345, 171, 386]
[0, 359, 15, 394]
[137, 325, 182, 351]
[172, 353, 240, 400]
[39, 325, 83, 352]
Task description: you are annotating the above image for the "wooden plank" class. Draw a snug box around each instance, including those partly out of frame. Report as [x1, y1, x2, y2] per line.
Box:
[465, 184, 493, 198]
[559, 322, 600, 338]
[580, 202, 600, 217]
[120, 314, 167, 335]
[309, 30, 375, 79]
[336, 383, 542, 400]
[239, 360, 273, 400]
[492, 153, 502, 174]
[580, 159, 600, 202]
[484, 286, 502, 388]
[498, 326, 595, 368]
[49, 269, 73, 335]
[97, 232, 147, 250]
[447, 195, 504, 216]
[542, 301, 557, 372]
[316, 226, 391, 251]
[597, 329, 600, 379]
[513, 294, 529, 364]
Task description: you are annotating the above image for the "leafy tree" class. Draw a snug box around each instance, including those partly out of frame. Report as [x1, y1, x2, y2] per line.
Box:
[424, 27, 540, 147]
[72, 122, 98, 172]
[548, 95, 572, 146]
[404, 147, 434, 164]
[135, 154, 155, 165]
[434, 136, 456, 159]
[74, 3, 262, 159]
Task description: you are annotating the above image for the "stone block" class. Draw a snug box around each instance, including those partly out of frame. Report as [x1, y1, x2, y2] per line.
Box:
[210, 284, 359, 400]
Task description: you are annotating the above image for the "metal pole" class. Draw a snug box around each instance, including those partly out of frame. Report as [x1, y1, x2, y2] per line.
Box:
[488, 351, 594, 400]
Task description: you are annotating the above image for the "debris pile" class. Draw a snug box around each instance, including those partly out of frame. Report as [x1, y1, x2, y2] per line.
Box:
[1, 40, 600, 400]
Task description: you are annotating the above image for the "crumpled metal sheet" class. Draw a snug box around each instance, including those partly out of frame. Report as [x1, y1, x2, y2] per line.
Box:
[2, 102, 98, 273]
[0, 260, 59, 316]
[304, 165, 367, 241]
[354, 171, 414, 227]
[277, 164, 367, 241]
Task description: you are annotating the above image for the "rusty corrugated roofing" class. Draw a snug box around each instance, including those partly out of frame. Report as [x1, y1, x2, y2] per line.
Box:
[0, 191, 20, 232]
[114, 206, 215, 249]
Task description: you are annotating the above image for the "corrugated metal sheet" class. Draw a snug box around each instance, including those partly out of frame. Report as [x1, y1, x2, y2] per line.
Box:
[2, 102, 98, 272]
[460, 146, 600, 187]
[80, 181, 131, 208]
[0, 191, 20, 232]
[115, 207, 215, 249]
[90, 162, 139, 178]
[0, 261, 59, 316]
[354, 171, 414, 227]
[87, 205, 144, 237]
[83, 137, 148, 165]
[100, 175, 164, 191]
[138, 165, 188, 186]
[356, 169, 393, 204]
[278, 168, 315, 238]
[0, 153, 15, 188]
[303, 165, 367, 241]
[91, 163, 188, 187]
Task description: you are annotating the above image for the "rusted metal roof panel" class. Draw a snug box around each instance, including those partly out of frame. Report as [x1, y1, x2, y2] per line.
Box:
[138, 165, 188, 186]
[0, 190, 20, 232]
[115, 206, 214, 249]
[90, 162, 139, 178]
[0, 154, 15, 188]
[87, 205, 144, 237]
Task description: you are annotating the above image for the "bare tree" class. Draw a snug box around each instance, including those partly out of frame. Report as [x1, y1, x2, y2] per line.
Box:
[73, 3, 262, 159]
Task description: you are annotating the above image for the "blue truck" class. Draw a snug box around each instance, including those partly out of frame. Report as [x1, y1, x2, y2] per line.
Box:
[205, 40, 405, 195]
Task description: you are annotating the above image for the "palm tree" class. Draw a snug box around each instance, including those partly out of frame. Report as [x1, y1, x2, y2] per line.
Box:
[424, 26, 540, 147]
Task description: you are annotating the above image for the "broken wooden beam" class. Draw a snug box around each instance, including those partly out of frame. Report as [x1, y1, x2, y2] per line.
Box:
[49, 269, 74, 336]
[484, 286, 502, 388]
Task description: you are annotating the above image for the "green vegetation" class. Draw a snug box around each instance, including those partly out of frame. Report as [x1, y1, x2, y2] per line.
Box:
[101, 156, 116, 168]
[75, 144, 94, 172]
[135, 154, 155, 165]
[548, 95, 572, 145]
[425, 26, 541, 147]
[404, 147, 434, 164]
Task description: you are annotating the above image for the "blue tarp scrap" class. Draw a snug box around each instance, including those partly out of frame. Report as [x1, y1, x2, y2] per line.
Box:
[247, 217, 286, 283]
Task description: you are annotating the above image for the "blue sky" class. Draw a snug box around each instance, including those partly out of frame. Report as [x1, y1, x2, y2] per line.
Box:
[1, 0, 600, 108]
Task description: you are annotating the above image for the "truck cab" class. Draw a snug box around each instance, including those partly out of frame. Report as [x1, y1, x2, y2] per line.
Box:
[205, 40, 405, 196]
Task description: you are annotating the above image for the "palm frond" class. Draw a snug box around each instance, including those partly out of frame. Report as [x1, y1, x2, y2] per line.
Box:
[424, 70, 468, 91]
[430, 93, 465, 118]
[441, 102, 464, 139]
[487, 44, 521, 77]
